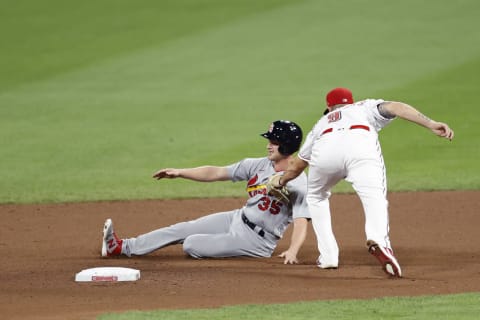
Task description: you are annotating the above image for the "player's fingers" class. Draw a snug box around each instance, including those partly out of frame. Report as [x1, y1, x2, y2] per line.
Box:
[435, 123, 454, 141]
[445, 127, 454, 140]
[153, 168, 178, 179]
[153, 169, 165, 177]
[284, 258, 298, 265]
[282, 254, 298, 264]
[439, 128, 453, 141]
[153, 172, 165, 179]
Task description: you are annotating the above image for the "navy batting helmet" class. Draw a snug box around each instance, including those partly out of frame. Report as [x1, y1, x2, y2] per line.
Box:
[261, 120, 303, 155]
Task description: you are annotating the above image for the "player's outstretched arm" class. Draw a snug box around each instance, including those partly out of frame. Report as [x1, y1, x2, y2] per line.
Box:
[152, 168, 181, 179]
[380, 101, 454, 141]
[153, 166, 230, 182]
[279, 217, 308, 264]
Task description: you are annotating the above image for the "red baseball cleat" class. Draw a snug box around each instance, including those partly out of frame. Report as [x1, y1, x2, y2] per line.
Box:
[367, 240, 402, 278]
[101, 218, 123, 257]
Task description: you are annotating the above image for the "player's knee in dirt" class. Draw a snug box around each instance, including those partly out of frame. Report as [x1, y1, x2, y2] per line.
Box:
[182, 236, 202, 258]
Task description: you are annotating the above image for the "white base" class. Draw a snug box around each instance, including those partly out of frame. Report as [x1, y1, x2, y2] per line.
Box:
[75, 267, 140, 282]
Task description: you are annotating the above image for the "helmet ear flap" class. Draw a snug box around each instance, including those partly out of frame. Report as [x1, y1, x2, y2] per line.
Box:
[277, 138, 295, 155]
[278, 144, 287, 155]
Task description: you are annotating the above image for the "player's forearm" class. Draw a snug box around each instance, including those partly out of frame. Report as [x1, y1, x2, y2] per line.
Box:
[383, 101, 437, 129]
[280, 157, 308, 186]
[286, 218, 308, 255]
[178, 166, 229, 182]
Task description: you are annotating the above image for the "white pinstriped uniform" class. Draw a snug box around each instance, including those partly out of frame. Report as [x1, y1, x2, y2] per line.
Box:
[298, 99, 395, 267]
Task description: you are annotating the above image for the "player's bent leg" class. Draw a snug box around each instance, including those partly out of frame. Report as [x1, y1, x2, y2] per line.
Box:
[183, 234, 273, 258]
[306, 165, 342, 269]
[183, 225, 276, 259]
[349, 168, 402, 277]
[351, 183, 392, 249]
[307, 197, 339, 268]
[125, 211, 234, 256]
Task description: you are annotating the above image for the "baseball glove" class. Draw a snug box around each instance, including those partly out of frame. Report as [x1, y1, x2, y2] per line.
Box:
[266, 173, 290, 205]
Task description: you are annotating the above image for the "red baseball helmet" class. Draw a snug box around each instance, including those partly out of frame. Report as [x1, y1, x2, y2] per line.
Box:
[326, 87, 354, 107]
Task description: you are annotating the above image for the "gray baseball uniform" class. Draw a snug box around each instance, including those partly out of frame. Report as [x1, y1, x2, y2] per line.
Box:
[122, 157, 309, 258]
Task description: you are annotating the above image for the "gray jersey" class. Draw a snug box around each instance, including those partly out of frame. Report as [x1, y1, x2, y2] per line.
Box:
[227, 157, 310, 238]
[122, 157, 309, 259]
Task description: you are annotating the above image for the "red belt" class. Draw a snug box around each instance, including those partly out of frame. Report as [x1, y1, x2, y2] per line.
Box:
[321, 125, 370, 135]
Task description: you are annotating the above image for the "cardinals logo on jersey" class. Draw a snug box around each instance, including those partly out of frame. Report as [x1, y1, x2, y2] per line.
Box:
[247, 174, 258, 187]
[246, 174, 267, 197]
[246, 174, 284, 215]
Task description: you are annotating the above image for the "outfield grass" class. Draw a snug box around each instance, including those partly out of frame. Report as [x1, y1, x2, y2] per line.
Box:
[98, 293, 480, 320]
[1, 0, 479, 203]
[1, 1, 479, 319]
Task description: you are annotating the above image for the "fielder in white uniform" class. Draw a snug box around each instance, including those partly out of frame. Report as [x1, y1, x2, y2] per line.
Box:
[101, 120, 311, 264]
[269, 88, 454, 277]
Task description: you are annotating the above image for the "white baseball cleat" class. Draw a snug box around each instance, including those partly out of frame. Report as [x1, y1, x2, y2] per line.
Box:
[101, 218, 123, 257]
[316, 256, 338, 269]
[367, 240, 402, 278]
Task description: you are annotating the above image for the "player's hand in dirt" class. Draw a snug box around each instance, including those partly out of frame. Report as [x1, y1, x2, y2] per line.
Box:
[153, 168, 181, 180]
[279, 250, 299, 265]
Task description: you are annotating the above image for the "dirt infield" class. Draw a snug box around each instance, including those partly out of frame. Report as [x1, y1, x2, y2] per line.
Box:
[1, 191, 479, 320]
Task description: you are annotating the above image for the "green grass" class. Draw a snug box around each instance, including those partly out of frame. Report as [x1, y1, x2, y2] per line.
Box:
[97, 293, 480, 320]
[378, 56, 480, 191]
[1, 1, 479, 319]
[1, 0, 479, 203]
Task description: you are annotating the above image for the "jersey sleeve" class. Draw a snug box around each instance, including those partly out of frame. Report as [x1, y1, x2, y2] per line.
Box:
[363, 99, 395, 131]
[287, 173, 310, 219]
[226, 157, 267, 182]
[298, 119, 325, 162]
[298, 130, 314, 162]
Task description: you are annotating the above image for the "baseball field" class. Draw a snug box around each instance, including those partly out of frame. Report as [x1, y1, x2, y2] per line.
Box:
[1, 0, 479, 319]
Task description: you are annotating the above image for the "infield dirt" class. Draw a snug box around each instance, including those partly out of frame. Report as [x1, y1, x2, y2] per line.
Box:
[1, 191, 479, 320]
